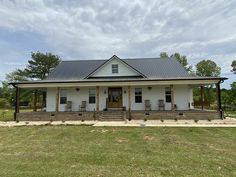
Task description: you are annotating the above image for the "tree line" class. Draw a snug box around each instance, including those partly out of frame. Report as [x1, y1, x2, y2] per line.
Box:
[0, 52, 235, 109]
[160, 52, 236, 109]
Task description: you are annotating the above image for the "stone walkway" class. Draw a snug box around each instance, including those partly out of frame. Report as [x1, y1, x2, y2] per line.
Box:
[0, 118, 236, 127]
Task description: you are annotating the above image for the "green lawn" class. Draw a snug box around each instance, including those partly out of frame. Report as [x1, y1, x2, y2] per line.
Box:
[0, 126, 235, 177]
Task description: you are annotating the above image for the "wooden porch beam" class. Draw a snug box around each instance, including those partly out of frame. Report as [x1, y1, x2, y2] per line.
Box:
[96, 86, 100, 111]
[128, 86, 131, 112]
[171, 85, 175, 111]
[55, 87, 59, 112]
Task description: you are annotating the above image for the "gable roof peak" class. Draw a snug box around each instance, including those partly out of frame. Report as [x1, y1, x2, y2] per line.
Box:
[110, 54, 120, 60]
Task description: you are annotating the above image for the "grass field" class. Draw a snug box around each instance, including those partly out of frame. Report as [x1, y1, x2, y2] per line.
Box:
[0, 126, 235, 177]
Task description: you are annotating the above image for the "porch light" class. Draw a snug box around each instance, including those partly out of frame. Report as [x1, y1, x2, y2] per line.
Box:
[76, 88, 80, 92]
[104, 90, 107, 94]
[148, 86, 152, 90]
[124, 90, 126, 94]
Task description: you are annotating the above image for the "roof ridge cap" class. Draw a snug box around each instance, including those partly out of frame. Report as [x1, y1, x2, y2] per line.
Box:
[61, 59, 107, 62]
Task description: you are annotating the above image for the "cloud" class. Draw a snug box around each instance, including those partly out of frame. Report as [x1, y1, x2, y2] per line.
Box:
[0, 0, 235, 88]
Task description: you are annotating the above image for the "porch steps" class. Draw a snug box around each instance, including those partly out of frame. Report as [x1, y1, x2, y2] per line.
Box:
[107, 108, 124, 111]
[99, 111, 126, 121]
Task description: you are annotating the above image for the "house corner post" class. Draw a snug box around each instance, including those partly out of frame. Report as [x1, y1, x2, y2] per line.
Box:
[14, 86, 20, 121]
[55, 87, 59, 112]
[170, 85, 175, 111]
[216, 82, 223, 119]
[200, 85, 204, 110]
[96, 86, 100, 111]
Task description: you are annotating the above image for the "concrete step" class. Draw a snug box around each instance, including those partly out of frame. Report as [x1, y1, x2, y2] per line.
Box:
[107, 108, 124, 111]
[99, 111, 126, 121]
[100, 117, 124, 121]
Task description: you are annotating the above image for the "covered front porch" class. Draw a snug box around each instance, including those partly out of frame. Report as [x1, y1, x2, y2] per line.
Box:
[12, 78, 225, 121]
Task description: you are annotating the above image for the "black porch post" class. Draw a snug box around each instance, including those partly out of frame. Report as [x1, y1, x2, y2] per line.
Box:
[14, 86, 20, 121]
[33, 89, 37, 112]
[200, 85, 204, 110]
[216, 82, 223, 119]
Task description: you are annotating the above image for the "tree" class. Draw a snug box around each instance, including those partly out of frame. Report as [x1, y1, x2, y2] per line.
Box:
[232, 60, 236, 74]
[5, 69, 29, 83]
[230, 82, 236, 105]
[160, 52, 193, 73]
[171, 53, 187, 68]
[196, 60, 221, 77]
[25, 52, 61, 80]
[195, 60, 221, 105]
[1, 52, 61, 108]
[0, 81, 15, 107]
[160, 52, 169, 58]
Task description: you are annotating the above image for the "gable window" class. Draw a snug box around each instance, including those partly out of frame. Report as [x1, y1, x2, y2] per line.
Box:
[165, 87, 172, 103]
[135, 88, 142, 103]
[89, 89, 96, 104]
[60, 89, 67, 104]
[112, 64, 118, 73]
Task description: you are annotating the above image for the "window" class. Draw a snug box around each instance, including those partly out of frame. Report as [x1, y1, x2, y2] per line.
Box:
[135, 88, 142, 103]
[60, 89, 67, 104]
[89, 89, 96, 104]
[112, 64, 118, 73]
[165, 87, 172, 103]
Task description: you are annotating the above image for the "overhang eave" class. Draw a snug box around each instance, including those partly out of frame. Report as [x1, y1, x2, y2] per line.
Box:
[10, 77, 227, 88]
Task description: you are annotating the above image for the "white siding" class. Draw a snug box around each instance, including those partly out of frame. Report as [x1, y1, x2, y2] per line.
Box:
[46, 88, 56, 112]
[99, 86, 108, 111]
[174, 85, 190, 110]
[66, 87, 96, 112]
[130, 86, 168, 110]
[46, 85, 193, 112]
[189, 87, 194, 109]
[92, 58, 140, 77]
[122, 86, 129, 109]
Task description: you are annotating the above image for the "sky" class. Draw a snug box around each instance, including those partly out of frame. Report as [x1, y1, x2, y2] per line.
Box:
[0, 0, 235, 88]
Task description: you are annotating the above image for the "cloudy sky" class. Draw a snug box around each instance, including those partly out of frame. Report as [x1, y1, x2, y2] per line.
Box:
[0, 0, 235, 88]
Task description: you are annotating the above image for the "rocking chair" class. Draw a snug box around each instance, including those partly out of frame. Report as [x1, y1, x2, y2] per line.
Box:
[79, 101, 87, 112]
[158, 99, 165, 111]
[145, 100, 151, 111]
[65, 101, 72, 112]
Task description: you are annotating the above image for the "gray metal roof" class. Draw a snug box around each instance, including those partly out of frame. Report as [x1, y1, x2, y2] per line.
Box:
[45, 57, 192, 81]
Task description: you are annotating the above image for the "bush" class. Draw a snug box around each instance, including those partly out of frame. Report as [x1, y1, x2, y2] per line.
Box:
[0, 98, 9, 108]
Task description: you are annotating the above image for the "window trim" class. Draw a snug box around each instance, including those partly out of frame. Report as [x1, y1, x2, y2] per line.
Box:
[60, 89, 67, 104]
[88, 89, 96, 104]
[165, 87, 172, 103]
[112, 64, 118, 74]
[135, 88, 142, 103]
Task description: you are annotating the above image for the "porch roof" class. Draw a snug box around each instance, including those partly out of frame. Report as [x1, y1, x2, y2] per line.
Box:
[10, 76, 227, 88]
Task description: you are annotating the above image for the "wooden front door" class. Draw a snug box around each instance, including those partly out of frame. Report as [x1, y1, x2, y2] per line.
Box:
[108, 88, 122, 108]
